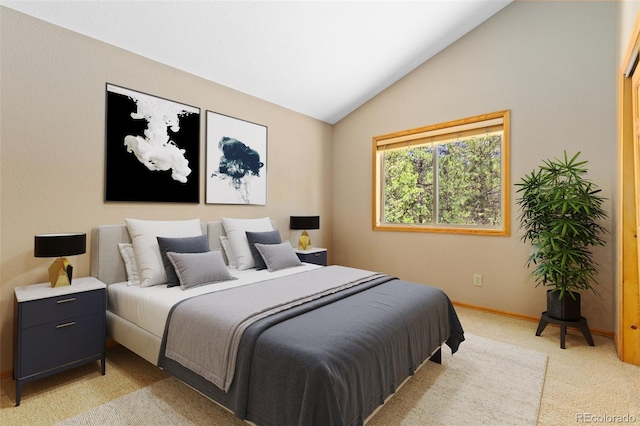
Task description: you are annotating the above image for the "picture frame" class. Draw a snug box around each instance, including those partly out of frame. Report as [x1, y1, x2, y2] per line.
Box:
[206, 111, 268, 205]
[105, 83, 200, 203]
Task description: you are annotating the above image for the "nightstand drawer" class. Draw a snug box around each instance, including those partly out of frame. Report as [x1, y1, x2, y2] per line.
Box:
[21, 289, 105, 329]
[20, 311, 105, 378]
[296, 250, 327, 266]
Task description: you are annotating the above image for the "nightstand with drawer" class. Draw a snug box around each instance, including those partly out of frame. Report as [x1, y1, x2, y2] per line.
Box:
[13, 277, 106, 406]
[294, 247, 328, 266]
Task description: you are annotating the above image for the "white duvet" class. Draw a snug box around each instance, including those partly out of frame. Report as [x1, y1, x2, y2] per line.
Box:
[107, 263, 322, 338]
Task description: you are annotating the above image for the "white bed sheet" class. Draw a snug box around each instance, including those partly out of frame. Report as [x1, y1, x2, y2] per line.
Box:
[107, 263, 322, 338]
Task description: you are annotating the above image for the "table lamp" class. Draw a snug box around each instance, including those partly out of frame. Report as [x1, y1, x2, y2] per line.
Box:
[289, 216, 320, 250]
[34, 233, 86, 287]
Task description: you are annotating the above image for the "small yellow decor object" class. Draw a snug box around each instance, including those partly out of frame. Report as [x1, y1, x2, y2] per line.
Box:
[48, 258, 71, 288]
[298, 231, 311, 250]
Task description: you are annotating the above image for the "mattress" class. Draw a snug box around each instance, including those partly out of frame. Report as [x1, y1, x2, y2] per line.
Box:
[107, 263, 322, 338]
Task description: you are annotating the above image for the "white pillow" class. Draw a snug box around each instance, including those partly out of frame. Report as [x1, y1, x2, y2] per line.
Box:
[118, 243, 140, 286]
[219, 236, 238, 269]
[221, 217, 273, 270]
[125, 218, 202, 287]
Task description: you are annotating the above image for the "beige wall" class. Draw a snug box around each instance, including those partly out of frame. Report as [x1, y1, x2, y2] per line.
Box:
[0, 8, 333, 372]
[332, 2, 617, 331]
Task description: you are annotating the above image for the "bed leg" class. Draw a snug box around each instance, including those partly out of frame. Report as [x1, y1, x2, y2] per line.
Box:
[429, 347, 442, 364]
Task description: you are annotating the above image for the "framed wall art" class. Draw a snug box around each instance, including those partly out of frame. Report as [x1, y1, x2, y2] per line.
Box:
[105, 83, 200, 203]
[206, 111, 267, 205]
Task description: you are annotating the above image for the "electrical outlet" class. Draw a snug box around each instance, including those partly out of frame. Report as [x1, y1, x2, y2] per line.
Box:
[473, 274, 482, 287]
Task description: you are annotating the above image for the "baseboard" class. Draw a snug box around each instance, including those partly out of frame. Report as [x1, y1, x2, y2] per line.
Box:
[0, 369, 11, 379]
[453, 301, 614, 338]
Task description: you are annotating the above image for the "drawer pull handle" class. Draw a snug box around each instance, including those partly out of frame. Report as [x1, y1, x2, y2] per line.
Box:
[314, 253, 321, 257]
[56, 322, 76, 329]
[57, 298, 76, 304]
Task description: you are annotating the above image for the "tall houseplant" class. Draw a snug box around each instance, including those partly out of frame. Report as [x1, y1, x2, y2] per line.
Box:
[515, 151, 607, 321]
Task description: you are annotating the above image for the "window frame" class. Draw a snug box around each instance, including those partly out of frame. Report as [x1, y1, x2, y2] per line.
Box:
[372, 110, 510, 236]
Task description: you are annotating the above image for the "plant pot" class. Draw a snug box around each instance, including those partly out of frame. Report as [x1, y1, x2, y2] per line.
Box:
[547, 290, 581, 321]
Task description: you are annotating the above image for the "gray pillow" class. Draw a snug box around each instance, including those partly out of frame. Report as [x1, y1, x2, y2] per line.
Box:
[246, 230, 282, 270]
[158, 235, 210, 287]
[166, 249, 237, 290]
[255, 242, 303, 272]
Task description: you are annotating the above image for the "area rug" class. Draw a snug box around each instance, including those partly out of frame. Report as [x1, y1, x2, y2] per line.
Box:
[56, 334, 548, 425]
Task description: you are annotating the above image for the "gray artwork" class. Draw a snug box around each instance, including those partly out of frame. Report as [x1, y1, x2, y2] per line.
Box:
[206, 112, 267, 205]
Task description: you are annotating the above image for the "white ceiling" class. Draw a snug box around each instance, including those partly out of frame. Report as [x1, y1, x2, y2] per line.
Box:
[2, 0, 511, 124]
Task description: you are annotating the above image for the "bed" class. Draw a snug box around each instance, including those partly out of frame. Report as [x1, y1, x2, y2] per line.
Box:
[90, 219, 464, 426]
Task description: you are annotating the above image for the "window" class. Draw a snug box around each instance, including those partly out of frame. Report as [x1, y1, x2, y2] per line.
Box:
[373, 110, 510, 235]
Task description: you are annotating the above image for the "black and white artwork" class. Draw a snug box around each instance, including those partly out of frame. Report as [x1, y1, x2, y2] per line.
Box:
[105, 84, 200, 202]
[206, 111, 267, 205]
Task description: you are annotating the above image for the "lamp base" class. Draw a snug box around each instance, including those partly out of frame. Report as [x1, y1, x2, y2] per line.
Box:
[298, 231, 312, 250]
[48, 257, 73, 288]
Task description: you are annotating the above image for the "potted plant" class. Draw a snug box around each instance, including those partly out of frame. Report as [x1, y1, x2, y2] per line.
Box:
[515, 151, 608, 321]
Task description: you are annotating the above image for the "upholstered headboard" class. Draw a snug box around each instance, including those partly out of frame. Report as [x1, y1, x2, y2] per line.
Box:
[90, 220, 277, 284]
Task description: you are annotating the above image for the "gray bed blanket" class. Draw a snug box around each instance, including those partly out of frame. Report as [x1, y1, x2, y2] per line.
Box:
[164, 266, 384, 392]
[159, 270, 464, 426]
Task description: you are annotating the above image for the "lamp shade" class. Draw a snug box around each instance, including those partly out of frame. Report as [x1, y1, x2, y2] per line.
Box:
[289, 216, 320, 230]
[34, 233, 86, 258]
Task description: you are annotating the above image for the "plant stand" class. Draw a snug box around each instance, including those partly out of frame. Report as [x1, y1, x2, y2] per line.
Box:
[535, 311, 595, 349]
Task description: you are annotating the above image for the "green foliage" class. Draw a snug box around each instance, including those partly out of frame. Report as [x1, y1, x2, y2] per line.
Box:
[383, 147, 433, 224]
[439, 137, 501, 225]
[382, 136, 502, 226]
[515, 151, 608, 299]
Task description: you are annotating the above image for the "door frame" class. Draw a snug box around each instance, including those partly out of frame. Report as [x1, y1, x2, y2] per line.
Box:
[618, 11, 640, 365]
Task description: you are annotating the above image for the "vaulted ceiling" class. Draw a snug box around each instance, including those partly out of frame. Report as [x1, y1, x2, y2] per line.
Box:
[2, 1, 512, 123]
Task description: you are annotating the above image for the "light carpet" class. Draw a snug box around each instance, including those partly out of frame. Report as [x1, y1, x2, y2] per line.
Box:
[56, 334, 547, 426]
